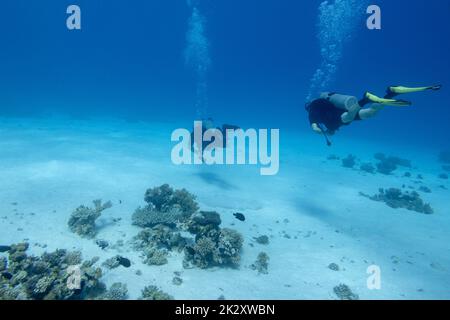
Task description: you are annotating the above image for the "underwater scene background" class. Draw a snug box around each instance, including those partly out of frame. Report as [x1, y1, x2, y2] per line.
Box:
[0, 0, 449, 300]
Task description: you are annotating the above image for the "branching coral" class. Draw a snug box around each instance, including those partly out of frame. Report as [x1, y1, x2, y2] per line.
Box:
[254, 235, 269, 245]
[133, 225, 187, 266]
[361, 188, 434, 214]
[131, 187, 243, 270]
[187, 211, 222, 237]
[134, 225, 187, 253]
[143, 248, 169, 266]
[342, 154, 356, 168]
[0, 243, 105, 300]
[144, 184, 199, 218]
[102, 255, 131, 269]
[132, 184, 199, 228]
[132, 206, 182, 228]
[334, 284, 359, 300]
[215, 228, 244, 265]
[0, 257, 7, 272]
[140, 285, 173, 300]
[251, 252, 269, 275]
[374, 153, 411, 175]
[99, 282, 128, 300]
[68, 200, 112, 238]
[184, 227, 244, 269]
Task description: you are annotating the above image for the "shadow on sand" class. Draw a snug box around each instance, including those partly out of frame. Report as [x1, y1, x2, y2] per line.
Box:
[194, 171, 236, 191]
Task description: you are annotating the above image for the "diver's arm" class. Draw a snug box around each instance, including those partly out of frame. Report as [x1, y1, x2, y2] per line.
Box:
[311, 123, 323, 134]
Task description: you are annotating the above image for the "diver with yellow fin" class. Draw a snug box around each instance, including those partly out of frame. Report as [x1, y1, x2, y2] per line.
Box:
[305, 84, 442, 146]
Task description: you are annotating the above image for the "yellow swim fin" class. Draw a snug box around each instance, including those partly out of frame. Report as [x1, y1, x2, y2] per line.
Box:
[364, 92, 412, 107]
[389, 85, 442, 94]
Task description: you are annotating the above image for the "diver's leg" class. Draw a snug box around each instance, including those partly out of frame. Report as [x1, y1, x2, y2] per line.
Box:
[386, 84, 442, 98]
[340, 97, 361, 124]
[362, 91, 412, 106]
[358, 103, 385, 120]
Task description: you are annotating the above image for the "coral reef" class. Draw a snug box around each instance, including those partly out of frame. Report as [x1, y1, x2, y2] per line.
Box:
[439, 173, 448, 180]
[187, 211, 222, 236]
[376, 160, 397, 175]
[95, 239, 109, 250]
[68, 199, 112, 238]
[133, 224, 188, 266]
[184, 227, 244, 269]
[99, 282, 128, 300]
[0, 245, 11, 253]
[251, 252, 269, 274]
[419, 186, 431, 193]
[134, 225, 187, 253]
[327, 154, 340, 160]
[333, 284, 359, 300]
[360, 163, 375, 174]
[0, 243, 105, 300]
[0, 257, 6, 272]
[419, 186, 432, 193]
[342, 154, 356, 168]
[102, 255, 131, 269]
[172, 276, 183, 286]
[143, 248, 168, 266]
[131, 185, 201, 267]
[361, 188, 434, 214]
[183, 210, 243, 269]
[374, 153, 411, 175]
[132, 206, 182, 228]
[328, 263, 339, 271]
[132, 184, 199, 228]
[131, 187, 243, 270]
[254, 235, 269, 245]
[144, 184, 199, 218]
[140, 285, 173, 300]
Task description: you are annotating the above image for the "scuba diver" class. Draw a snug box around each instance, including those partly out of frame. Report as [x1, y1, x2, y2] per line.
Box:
[305, 85, 442, 146]
[191, 118, 240, 152]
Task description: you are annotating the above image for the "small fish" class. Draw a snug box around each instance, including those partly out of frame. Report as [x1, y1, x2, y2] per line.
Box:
[233, 212, 246, 221]
[95, 239, 109, 250]
[117, 256, 131, 268]
[0, 245, 11, 253]
[1, 272, 13, 280]
[185, 246, 195, 256]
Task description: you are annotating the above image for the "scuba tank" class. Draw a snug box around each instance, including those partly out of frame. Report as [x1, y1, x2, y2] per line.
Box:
[320, 92, 358, 110]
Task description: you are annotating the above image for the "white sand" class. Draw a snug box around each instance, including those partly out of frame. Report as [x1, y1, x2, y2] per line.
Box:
[0, 116, 449, 300]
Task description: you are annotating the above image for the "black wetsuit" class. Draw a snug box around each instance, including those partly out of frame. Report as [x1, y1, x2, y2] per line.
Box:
[307, 87, 413, 133]
[191, 123, 240, 151]
[306, 98, 346, 133]
[306, 96, 363, 133]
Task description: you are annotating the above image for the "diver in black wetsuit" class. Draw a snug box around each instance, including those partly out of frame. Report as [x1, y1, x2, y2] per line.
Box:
[305, 85, 442, 144]
[191, 118, 240, 152]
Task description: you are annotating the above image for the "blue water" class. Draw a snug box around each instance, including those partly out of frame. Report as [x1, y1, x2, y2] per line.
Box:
[1, 0, 448, 148]
[1, 0, 450, 300]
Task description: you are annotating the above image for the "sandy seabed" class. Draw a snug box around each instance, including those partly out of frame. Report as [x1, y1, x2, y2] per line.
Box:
[0, 116, 449, 300]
